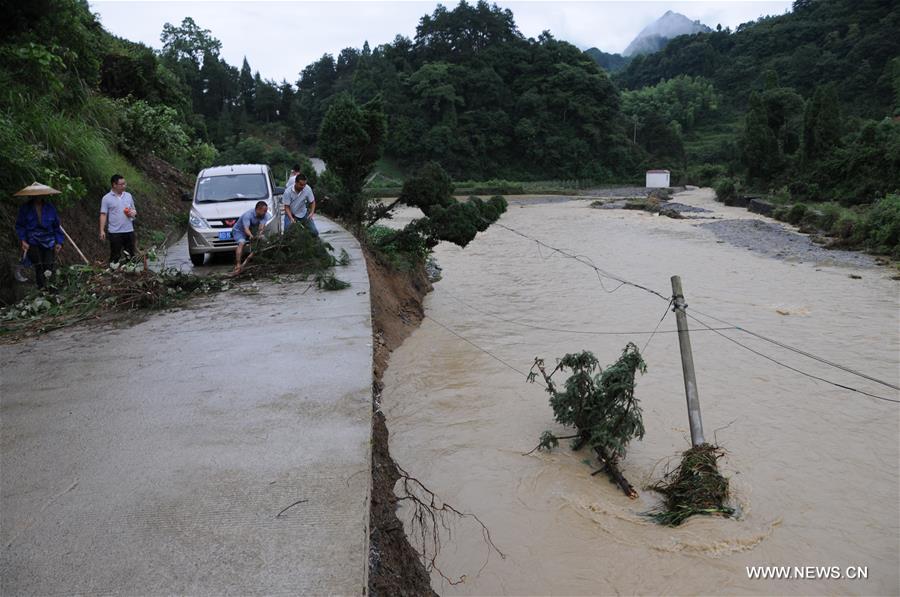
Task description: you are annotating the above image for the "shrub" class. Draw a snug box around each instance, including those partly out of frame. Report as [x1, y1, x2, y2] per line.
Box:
[187, 141, 217, 173]
[366, 224, 429, 272]
[816, 203, 844, 231]
[685, 163, 727, 187]
[786, 203, 807, 225]
[117, 98, 192, 167]
[861, 194, 900, 257]
[714, 177, 738, 202]
[788, 180, 821, 202]
[830, 212, 862, 241]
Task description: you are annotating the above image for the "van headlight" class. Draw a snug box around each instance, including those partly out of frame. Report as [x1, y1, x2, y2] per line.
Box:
[189, 209, 210, 229]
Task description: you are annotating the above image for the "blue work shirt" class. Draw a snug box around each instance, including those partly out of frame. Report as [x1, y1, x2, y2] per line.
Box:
[232, 209, 269, 237]
[15, 200, 65, 248]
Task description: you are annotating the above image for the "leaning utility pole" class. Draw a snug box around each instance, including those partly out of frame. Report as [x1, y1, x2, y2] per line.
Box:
[671, 276, 706, 447]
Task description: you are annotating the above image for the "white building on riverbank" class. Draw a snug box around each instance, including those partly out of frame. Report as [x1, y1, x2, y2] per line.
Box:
[646, 169, 670, 188]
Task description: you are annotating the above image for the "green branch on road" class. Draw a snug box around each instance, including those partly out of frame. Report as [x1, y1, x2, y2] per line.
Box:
[0, 263, 229, 341]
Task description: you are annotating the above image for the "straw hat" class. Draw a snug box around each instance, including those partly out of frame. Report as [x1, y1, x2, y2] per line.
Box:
[14, 182, 62, 196]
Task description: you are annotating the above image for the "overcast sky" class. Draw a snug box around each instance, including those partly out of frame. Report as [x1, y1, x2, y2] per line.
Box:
[90, 1, 793, 83]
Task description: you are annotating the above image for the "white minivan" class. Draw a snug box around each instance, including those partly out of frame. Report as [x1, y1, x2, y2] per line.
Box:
[184, 164, 284, 266]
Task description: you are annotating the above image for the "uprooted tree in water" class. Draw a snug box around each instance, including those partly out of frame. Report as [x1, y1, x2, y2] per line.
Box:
[527, 343, 647, 498]
[526, 343, 734, 524]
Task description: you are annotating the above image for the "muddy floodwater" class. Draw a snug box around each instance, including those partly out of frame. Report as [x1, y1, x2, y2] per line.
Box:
[380, 189, 900, 595]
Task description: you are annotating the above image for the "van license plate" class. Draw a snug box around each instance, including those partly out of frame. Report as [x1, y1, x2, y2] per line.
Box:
[218, 231, 232, 240]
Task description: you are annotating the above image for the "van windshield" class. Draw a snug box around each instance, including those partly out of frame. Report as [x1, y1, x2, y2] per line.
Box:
[196, 174, 268, 203]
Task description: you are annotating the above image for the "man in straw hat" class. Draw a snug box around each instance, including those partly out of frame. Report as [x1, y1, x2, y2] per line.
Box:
[14, 183, 65, 289]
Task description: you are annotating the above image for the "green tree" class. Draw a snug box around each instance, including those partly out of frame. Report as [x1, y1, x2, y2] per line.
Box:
[239, 57, 256, 115]
[160, 17, 221, 66]
[318, 94, 387, 224]
[370, 162, 508, 256]
[802, 84, 842, 166]
[742, 91, 780, 181]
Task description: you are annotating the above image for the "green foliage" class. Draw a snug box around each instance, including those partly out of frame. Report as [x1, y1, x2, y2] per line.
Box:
[786, 203, 808, 225]
[398, 162, 454, 215]
[41, 169, 87, 206]
[819, 119, 900, 205]
[685, 163, 727, 187]
[617, 0, 897, 119]
[385, 163, 508, 250]
[802, 84, 842, 166]
[0, 265, 229, 339]
[621, 75, 719, 136]
[714, 177, 739, 202]
[249, 221, 338, 272]
[117, 98, 192, 166]
[584, 47, 631, 73]
[315, 271, 351, 291]
[862, 194, 900, 257]
[0, 42, 69, 93]
[293, 1, 629, 180]
[160, 17, 222, 65]
[532, 344, 647, 463]
[742, 92, 781, 181]
[366, 224, 430, 272]
[319, 94, 387, 223]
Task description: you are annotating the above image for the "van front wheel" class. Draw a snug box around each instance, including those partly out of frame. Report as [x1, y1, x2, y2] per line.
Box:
[190, 252, 206, 267]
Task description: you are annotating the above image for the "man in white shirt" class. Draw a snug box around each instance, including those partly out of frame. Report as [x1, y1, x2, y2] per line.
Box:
[99, 174, 137, 263]
[282, 174, 318, 237]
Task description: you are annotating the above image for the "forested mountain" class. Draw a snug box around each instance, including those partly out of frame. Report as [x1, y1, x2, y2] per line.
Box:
[584, 48, 631, 73]
[291, 1, 633, 180]
[622, 11, 711, 57]
[616, 0, 898, 117]
[1, 0, 897, 244]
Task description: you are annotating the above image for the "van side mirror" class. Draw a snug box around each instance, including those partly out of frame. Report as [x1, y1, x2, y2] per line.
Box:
[181, 191, 192, 202]
[274, 186, 285, 196]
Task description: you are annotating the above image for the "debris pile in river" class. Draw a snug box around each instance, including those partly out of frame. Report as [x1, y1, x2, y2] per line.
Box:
[528, 343, 646, 498]
[649, 443, 734, 526]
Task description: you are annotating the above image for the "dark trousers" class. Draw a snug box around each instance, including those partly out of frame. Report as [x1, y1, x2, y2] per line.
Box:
[108, 232, 136, 263]
[28, 245, 56, 289]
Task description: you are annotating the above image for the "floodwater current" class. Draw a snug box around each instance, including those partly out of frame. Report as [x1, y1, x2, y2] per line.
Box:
[380, 189, 900, 596]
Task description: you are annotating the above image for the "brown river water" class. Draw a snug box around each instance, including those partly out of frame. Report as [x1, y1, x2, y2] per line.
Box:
[380, 189, 900, 596]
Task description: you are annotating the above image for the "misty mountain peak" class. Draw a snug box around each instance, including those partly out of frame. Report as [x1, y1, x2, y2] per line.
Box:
[622, 11, 711, 57]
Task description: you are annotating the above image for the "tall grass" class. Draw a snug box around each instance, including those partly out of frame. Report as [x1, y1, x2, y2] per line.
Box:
[4, 92, 157, 202]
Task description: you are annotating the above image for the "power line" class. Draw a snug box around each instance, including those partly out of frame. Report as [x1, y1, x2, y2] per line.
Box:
[689, 308, 900, 392]
[442, 291, 735, 337]
[424, 314, 529, 377]
[686, 312, 900, 404]
[642, 298, 674, 353]
[493, 222, 670, 301]
[491, 218, 900, 402]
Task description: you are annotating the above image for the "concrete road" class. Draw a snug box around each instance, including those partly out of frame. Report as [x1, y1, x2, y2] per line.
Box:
[1, 216, 372, 595]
